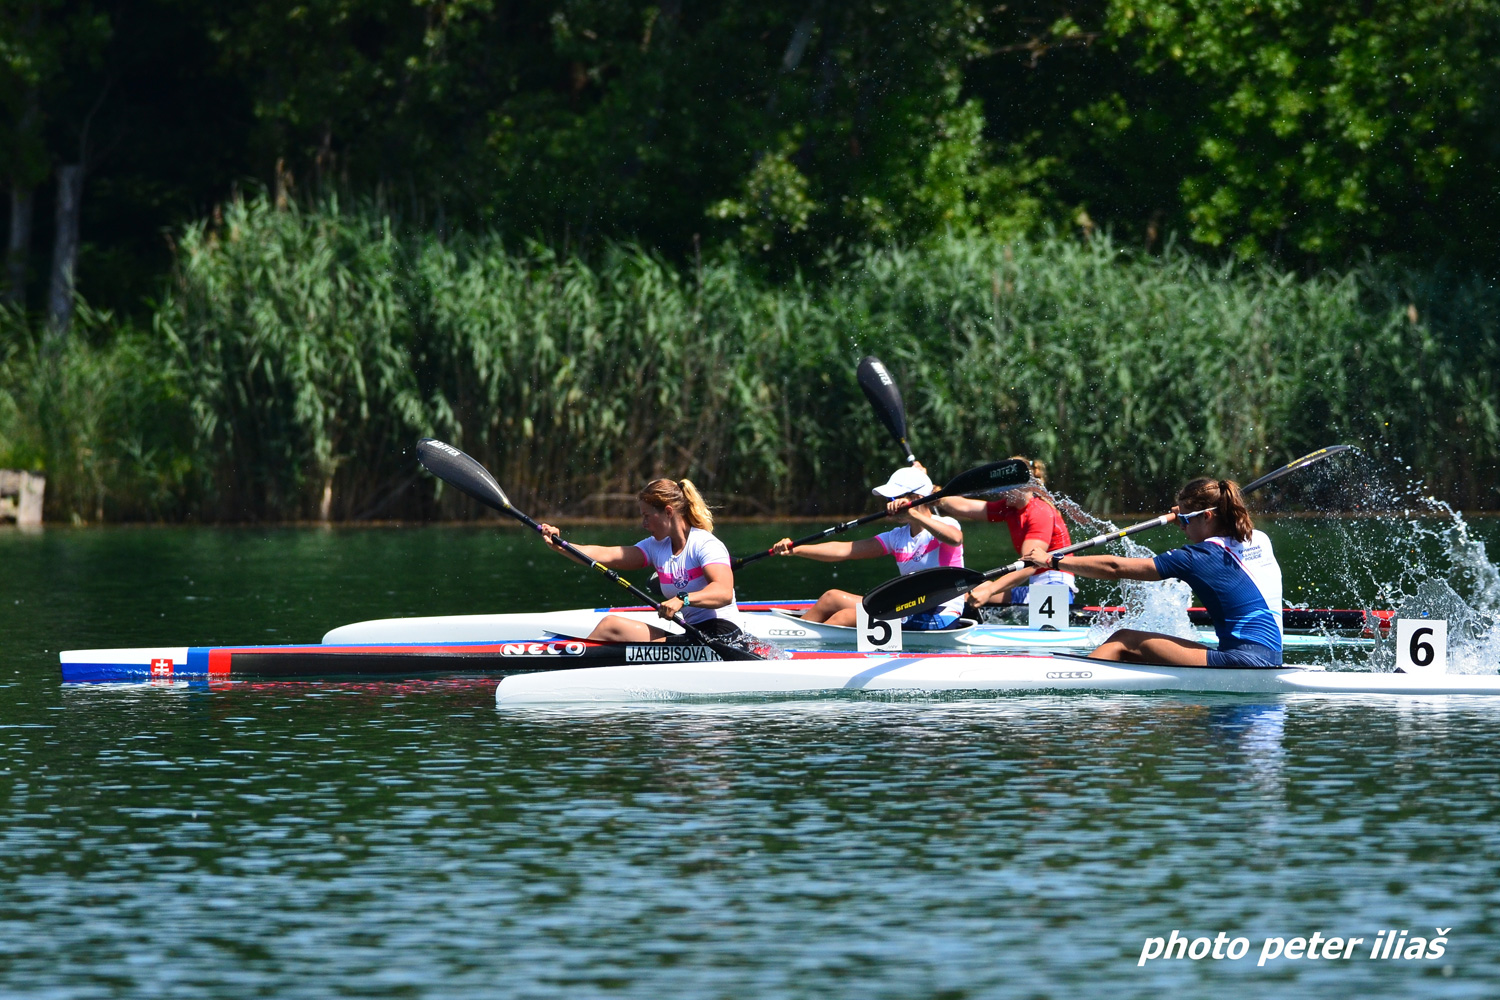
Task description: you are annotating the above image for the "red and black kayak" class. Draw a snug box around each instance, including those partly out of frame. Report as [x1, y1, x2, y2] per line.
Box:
[58, 637, 741, 684]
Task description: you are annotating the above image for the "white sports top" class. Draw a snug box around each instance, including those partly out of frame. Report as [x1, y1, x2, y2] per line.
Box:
[635, 527, 744, 627]
[874, 518, 966, 619]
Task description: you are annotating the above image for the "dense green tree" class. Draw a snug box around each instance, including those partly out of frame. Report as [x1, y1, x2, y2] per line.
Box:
[7, 0, 1500, 321]
[199, 1, 1030, 263]
[1, 0, 110, 317]
[1107, 0, 1500, 263]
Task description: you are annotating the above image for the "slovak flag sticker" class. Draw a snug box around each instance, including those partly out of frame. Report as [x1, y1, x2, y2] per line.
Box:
[150, 658, 173, 678]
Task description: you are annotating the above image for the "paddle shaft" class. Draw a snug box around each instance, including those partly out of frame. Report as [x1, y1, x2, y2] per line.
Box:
[980, 444, 1354, 582]
[732, 497, 935, 570]
[862, 444, 1354, 619]
[976, 510, 1191, 583]
[730, 457, 1031, 570]
[500, 504, 726, 645]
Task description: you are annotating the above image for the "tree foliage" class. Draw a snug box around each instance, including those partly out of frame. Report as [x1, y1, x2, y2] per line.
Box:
[1110, 0, 1500, 261]
[2, 0, 1498, 312]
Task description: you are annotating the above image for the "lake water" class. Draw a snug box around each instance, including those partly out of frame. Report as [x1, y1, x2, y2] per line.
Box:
[3, 519, 1499, 997]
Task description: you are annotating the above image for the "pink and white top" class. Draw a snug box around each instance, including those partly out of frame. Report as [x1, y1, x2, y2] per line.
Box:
[635, 527, 744, 627]
[874, 517, 967, 619]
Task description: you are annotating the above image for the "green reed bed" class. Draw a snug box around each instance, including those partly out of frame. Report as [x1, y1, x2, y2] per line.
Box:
[4, 196, 1497, 521]
[0, 305, 195, 521]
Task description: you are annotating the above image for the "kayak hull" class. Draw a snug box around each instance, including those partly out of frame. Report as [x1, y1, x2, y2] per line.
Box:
[322, 606, 1370, 652]
[58, 638, 734, 684]
[494, 652, 1500, 704]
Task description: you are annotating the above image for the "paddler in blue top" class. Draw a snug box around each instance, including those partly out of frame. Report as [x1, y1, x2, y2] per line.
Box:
[999, 477, 1284, 665]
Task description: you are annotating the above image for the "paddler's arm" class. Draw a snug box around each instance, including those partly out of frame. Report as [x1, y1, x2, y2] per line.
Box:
[967, 570, 1026, 607]
[903, 501, 962, 545]
[933, 495, 990, 521]
[658, 562, 735, 618]
[769, 536, 887, 561]
[536, 523, 648, 571]
[1024, 553, 1160, 581]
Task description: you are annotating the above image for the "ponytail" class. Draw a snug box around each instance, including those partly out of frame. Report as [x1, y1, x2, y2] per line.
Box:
[638, 477, 715, 531]
[677, 479, 714, 530]
[1010, 455, 1047, 487]
[1176, 476, 1254, 542]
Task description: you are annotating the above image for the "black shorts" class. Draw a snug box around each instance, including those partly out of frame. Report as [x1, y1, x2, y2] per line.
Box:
[665, 618, 744, 643]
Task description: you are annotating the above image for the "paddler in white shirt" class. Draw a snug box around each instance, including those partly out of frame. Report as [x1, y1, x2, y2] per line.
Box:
[769, 466, 967, 629]
[537, 478, 746, 643]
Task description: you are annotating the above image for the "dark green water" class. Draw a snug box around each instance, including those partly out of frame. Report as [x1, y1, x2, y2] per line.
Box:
[3, 520, 1500, 998]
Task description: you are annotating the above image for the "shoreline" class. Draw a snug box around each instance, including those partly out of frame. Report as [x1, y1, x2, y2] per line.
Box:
[5, 510, 1499, 530]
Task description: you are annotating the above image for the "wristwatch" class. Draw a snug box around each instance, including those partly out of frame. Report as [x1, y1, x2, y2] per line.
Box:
[676, 590, 691, 607]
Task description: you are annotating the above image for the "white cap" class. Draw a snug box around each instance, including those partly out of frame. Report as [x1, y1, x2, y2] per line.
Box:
[871, 466, 934, 499]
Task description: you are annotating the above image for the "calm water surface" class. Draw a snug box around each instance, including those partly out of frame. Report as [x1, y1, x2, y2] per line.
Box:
[3, 521, 1499, 998]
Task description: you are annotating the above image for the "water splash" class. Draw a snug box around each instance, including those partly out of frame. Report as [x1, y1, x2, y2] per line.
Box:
[1043, 491, 1198, 644]
[1286, 458, 1500, 674]
[1046, 458, 1500, 674]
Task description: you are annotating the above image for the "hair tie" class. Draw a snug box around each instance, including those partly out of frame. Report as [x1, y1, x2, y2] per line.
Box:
[1218, 479, 1229, 495]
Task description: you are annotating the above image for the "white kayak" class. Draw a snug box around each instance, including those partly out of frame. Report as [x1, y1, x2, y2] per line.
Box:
[752, 609, 1366, 651]
[494, 651, 1500, 705]
[323, 606, 1367, 653]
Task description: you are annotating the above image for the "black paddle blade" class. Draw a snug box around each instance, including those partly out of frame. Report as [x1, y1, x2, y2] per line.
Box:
[940, 458, 1031, 498]
[862, 566, 987, 621]
[416, 438, 512, 512]
[856, 356, 913, 462]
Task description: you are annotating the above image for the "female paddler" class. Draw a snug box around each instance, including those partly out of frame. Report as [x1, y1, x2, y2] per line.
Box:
[770, 466, 966, 628]
[997, 477, 1283, 666]
[934, 457, 1077, 611]
[537, 478, 745, 643]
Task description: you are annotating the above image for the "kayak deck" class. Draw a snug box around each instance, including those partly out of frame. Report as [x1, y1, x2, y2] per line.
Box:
[321, 604, 1375, 652]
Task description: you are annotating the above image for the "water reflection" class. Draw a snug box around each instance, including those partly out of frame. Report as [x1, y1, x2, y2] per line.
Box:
[6, 526, 1500, 998]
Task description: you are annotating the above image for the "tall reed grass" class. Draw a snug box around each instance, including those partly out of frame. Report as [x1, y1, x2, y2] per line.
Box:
[0, 304, 194, 521]
[8, 195, 1499, 520]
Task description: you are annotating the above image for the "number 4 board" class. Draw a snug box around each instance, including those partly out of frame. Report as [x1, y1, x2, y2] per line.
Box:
[1027, 584, 1069, 631]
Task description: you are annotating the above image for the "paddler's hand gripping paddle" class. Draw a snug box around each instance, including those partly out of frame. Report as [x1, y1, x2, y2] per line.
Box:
[416, 438, 764, 661]
[861, 445, 1356, 620]
[731, 458, 1032, 570]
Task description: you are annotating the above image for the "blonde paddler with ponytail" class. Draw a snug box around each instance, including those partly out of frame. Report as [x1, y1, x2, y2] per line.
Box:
[1000, 476, 1284, 666]
[537, 478, 746, 643]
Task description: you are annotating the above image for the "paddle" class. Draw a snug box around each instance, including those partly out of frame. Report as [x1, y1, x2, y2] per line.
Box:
[862, 445, 1357, 620]
[416, 438, 763, 661]
[857, 355, 916, 465]
[730, 458, 1033, 570]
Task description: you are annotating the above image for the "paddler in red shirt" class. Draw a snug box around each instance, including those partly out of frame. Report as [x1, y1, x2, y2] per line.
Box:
[930, 456, 1077, 612]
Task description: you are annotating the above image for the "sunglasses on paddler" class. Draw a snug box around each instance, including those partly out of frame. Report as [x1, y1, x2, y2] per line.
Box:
[1177, 508, 1208, 528]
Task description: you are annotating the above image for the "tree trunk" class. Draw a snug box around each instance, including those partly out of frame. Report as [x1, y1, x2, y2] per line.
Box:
[5, 182, 34, 309]
[46, 163, 84, 343]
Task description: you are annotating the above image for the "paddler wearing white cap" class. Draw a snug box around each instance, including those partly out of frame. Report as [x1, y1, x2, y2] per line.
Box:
[769, 466, 966, 628]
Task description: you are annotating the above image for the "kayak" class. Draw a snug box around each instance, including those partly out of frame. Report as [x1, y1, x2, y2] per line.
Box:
[493, 651, 1500, 705]
[322, 602, 1375, 652]
[58, 605, 1384, 683]
[58, 637, 742, 684]
[751, 609, 1368, 651]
